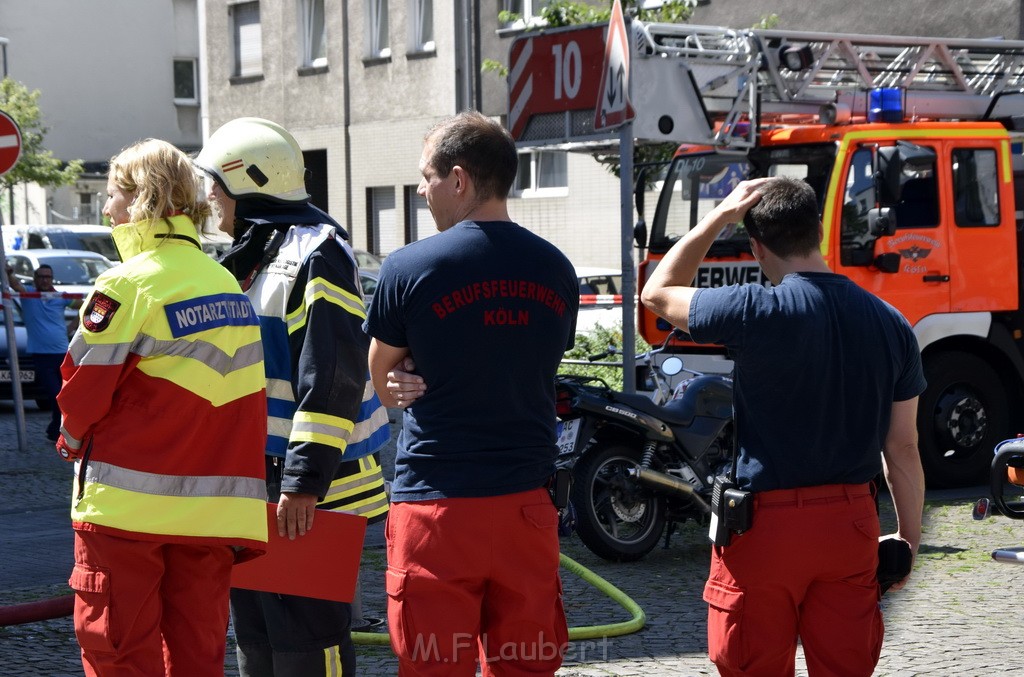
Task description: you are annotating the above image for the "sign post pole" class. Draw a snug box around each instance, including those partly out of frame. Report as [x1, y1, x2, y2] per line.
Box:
[595, 0, 637, 394]
[0, 109, 27, 452]
[619, 123, 636, 394]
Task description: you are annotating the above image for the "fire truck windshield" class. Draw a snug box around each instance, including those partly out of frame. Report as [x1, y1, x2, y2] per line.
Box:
[648, 144, 836, 256]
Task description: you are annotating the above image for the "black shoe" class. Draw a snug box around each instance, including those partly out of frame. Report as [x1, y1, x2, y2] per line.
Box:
[46, 430, 58, 442]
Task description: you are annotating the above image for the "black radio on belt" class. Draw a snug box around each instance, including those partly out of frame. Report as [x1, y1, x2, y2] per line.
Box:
[548, 468, 572, 509]
[709, 476, 753, 546]
[709, 379, 752, 547]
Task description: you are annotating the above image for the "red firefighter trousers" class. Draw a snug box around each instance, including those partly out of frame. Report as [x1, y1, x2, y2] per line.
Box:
[703, 483, 883, 677]
[69, 530, 234, 677]
[385, 487, 569, 677]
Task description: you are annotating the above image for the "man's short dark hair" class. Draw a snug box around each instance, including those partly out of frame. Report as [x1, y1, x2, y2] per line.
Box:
[426, 111, 518, 201]
[34, 265, 53, 275]
[743, 176, 820, 259]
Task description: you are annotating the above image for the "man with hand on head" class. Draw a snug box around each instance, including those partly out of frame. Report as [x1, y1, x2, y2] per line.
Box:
[641, 176, 925, 677]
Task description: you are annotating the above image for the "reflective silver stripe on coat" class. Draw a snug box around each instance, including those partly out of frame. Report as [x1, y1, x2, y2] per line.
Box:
[344, 495, 390, 517]
[323, 470, 381, 500]
[80, 460, 268, 500]
[291, 418, 353, 441]
[348, 402, 389, 446]
[58, 427, 82, 449]
[266, 378, 294, 402]
[69, 333, 263, 376]
[268, 416, 294, 439]
[68, 335, 134, 366]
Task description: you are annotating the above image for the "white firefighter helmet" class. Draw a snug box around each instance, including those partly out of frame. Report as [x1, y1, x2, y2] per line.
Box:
[195, 117, 309, 202]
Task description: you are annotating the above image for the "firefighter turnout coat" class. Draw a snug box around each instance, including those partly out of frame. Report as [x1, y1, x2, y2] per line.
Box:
[239, 221, 389, 521]
[57, 215, 268, 560]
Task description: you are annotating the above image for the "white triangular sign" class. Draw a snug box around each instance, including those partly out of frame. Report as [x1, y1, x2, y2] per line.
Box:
[594, 0, 635, 132]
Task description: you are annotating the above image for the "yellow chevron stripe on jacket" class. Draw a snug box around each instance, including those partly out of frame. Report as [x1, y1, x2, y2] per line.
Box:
[59, 216, 269, 556]
[319, 454, 389, 520]
[72, 462, 268, 543]
[291, 410, 356, 449]
[285, 275, 366, 335]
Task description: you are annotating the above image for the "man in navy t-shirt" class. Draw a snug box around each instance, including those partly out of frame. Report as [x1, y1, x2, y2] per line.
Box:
[642, 176, 925, 677]
[365, 111, 577, 676]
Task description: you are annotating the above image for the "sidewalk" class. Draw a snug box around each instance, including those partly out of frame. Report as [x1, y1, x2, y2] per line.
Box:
[3, 400, 1024, 675]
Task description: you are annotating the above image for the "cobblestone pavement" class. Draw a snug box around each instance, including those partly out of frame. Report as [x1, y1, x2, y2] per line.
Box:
[3, 400, 1024, 675]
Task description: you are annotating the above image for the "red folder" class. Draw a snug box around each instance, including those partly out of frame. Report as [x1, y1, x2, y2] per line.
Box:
[231, 503, 368, 603]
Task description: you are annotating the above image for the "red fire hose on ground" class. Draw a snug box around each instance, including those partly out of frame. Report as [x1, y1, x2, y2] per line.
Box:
[0, 594, 74, 626]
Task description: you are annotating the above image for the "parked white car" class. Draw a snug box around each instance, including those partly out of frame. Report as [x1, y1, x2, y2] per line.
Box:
[3, 224, 120, 262]
[575, 266, 625, 334]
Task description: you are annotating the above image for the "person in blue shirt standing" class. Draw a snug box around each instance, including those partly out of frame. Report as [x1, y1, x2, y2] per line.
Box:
[6, 263, 79, 441]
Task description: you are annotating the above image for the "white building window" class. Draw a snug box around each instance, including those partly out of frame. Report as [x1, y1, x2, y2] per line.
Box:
[370, 187, 400, 254]
[405, 186, 434, 241]
[298, 0, 328, 68]
[502, 0, 550, 29]
[231, 1, 262, 77]
[367, 0, 390, 59]
[173, 58, 198, 105]
[513, 151, 568, 198]
[408, 0, 434, 53]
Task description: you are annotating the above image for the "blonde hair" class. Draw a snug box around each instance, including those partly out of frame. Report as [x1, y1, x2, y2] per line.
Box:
[109, 138, 212, 226]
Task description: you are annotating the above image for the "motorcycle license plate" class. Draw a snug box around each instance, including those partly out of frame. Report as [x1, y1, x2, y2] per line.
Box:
[0, 369, 34, 383]
[556, 419, 581, 456]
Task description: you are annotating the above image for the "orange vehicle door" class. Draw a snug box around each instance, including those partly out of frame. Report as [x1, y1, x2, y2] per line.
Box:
[830, 140, 950, 327]
[941, 139, 1018, 315]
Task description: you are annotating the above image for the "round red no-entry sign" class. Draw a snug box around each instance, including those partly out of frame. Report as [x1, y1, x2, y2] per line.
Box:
[0, 110, 22, 177]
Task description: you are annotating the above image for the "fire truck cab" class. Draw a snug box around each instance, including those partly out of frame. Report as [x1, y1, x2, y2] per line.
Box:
[508, 19, 1024, 487]
[641, 122, 1024, 488]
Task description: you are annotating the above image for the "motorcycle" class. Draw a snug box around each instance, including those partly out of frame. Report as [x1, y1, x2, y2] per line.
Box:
[972, 437, 1024, 564]
[555, 330, 735, 562]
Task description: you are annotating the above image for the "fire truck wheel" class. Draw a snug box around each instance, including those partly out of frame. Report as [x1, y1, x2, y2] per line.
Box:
[918, 352, 1007, 489]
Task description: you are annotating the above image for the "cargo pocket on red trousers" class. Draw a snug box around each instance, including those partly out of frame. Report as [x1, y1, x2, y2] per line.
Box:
[522, 502, 559, 529]
[385, 566, 416, 661]
[68, 564, 116, 654]
[703, 578, 745, 670]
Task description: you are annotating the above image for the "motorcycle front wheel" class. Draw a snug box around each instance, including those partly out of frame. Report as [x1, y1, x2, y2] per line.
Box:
[570, 443, 666, 562]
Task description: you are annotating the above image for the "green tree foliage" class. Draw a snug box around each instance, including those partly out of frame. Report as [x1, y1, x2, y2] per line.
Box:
[561, 321, 650, 390]
[506, 0, 696, 27]
[0, 77, 83, 191]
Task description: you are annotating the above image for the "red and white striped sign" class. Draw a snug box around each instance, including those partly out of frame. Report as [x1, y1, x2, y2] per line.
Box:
[0, 110, 22, 177]
[507, 24, 606, 141]
[579, 294, 622, 306]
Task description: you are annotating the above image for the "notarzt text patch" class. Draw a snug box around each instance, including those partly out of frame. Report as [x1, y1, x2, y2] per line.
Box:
[164, 293, 259, 338]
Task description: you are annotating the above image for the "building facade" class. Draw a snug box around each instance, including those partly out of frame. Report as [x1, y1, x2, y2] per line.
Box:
[0, 0, 202, 225]
[7, 0, 1024, 269]
[201, 0, 627, 268]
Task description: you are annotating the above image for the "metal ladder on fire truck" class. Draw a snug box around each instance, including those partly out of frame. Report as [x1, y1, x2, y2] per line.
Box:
[630, 21, 1024, 149]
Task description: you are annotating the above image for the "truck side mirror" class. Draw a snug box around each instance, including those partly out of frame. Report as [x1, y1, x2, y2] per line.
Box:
[633, 168, 649, 249]
[868, 207, 895, 236]
[873, 253, 901, 273]
[634, 167, 647, 220]
[634, 220, 648, 250]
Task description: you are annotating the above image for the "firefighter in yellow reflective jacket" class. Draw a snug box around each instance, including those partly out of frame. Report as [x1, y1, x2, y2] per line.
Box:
[197, 117, 389, 677]
[56, 139, 268, 677]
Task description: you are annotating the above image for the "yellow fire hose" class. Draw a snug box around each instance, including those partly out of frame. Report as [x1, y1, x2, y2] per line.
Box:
[352, 552, 647, 646]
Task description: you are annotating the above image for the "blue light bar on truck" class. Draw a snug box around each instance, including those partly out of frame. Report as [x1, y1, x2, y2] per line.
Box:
[868, 88, 905, 123]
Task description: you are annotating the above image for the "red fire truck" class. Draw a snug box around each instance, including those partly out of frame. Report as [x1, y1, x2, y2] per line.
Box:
[510, 21, 1024, 487]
